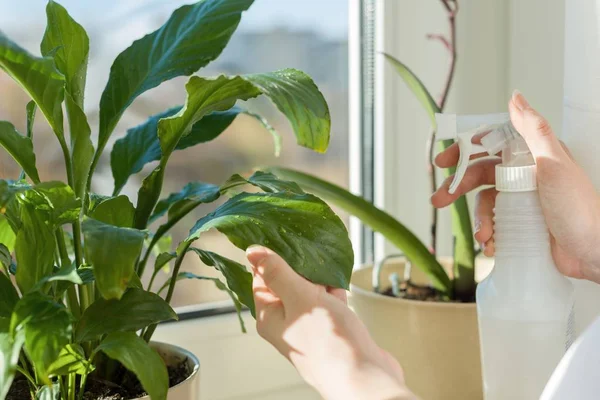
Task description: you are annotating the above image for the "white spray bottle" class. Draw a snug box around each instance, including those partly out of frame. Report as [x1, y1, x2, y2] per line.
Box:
[435, 113, 575, 400]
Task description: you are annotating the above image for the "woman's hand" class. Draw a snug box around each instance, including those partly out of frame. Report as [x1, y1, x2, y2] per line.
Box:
[432, 90, 600, 284]
[246, 245, 416, 400]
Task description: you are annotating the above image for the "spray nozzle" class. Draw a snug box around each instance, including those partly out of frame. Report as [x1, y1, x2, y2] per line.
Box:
[435, 113, 524, 194]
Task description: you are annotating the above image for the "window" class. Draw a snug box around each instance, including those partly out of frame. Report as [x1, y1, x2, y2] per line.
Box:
[0, 0, 350, 308]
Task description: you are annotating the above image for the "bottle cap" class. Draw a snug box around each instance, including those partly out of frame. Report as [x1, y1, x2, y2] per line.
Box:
[496, 165, 537, 192]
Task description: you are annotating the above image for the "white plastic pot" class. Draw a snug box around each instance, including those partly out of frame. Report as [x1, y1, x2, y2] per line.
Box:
[349, 257, 491, 400]
[136, 342, 200, 400]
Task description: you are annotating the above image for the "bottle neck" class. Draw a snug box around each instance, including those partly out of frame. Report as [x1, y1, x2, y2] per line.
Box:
[494, 190, 551, 258]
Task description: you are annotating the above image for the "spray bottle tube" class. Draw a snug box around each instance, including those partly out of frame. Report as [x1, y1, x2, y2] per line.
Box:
[435, 113, 574, 400]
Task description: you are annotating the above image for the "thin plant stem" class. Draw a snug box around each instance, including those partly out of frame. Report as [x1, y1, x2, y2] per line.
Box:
[143, 242, 191, 342]
[68, 373, 76, 400]
[426, 0, 459, 255]
[15, 366, 35, 386]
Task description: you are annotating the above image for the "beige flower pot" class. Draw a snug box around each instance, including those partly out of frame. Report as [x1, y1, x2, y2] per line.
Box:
[349, 257, 491, 400]
[136, 342, 200, 400]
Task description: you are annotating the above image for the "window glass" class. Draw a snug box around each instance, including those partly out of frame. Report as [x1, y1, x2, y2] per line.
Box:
[0, 0, 349, 307]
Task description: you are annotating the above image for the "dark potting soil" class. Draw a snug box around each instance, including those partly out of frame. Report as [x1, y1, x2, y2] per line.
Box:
[8, 359, 192, 400]
[381, 280, 475, 302]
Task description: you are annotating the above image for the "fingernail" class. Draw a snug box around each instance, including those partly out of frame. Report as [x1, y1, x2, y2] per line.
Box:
[474, 221, 482, 234]
[512, 89, 529, 111]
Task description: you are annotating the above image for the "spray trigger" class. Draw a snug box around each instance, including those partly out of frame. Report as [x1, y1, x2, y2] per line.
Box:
[449, 126, 489, 194]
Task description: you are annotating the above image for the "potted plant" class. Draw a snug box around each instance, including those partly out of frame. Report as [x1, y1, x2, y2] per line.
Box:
[0, 1, 354, 399]
[267, 1, 488, 399]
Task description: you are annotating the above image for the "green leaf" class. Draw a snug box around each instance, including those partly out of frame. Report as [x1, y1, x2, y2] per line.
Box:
[90, 195, 135, 228]
[0, 271, 18, 318]
[33, 263, 83, 292]
[221, 171, 304, 195]
[186, 191, 354, 289]
[0, 121, 40, 183]
[0, 243, 12, 271]
[0, 330, 24, 400]
[75, 288, 177, 342]
[0, 31, 65, 139]
[97, 0, 254, 160]
[243, 69, 330, 153]
[383, 53, 440, 125]
[158, 272, 245, 332]
[111, 107, 241, 195]
[133, 75, 261, 229]
[0, 215, 16, 252]
[10, 293, 72, 384]
[41, 0, 89, 107]
[97, 332, 168, 400]
[65, 93, 94, 198]
[47, 344, 94, 376]
[15, 204, 55, 294]
[189, 248, 254, 316]
[265, 167, 452, 294]
[150, 182, 220, 224]
[154, 252, 176, 273]
[82, 217, 146, 300]
[18, 182, 80, 226]
[35, 384, 60, 400]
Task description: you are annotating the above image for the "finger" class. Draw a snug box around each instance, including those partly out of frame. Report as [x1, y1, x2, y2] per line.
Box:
[327, 287, 347, 304]
[474, 188, 497, 246]
[251, 266, 286, 345]
[482, 238, 495, 257]
[509, 91, 570, 164]
[431, 158, 500, 208]
[246, 245, 313, 308]
[435, 130, 496, 168]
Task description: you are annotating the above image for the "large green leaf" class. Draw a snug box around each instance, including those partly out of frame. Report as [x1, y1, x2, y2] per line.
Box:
[15, 204, 56, 294]
[0, 121, 40, 183]
[65, 93, 94, 199]
[75, 288, 177, 342]
[97, 332, 168, 400]
[10, 293, 72, 384]
[41, 0, 89, 106]
[0, 330, 24, 400]
[243, 69, 330, 152]
[111, 106, 281, 195]
[0, 32, 65, 139]
[112, 107, 239, 195]
[150, 182, 221, 224]
[159, 272, 246, 332]
[0, 271, 18, 318]
[82, 217, 146, 300]
[97, 0, 254, 159]
[90, 195, 135, 228]
[221, 170, 304, 195]
[186, 191, 354, 289]
[33, 263, 83, 293]
[18, 182, 80, 226]
[383, 53, 440, 125]
[133, 75, 261, 229]
[189, 248, 254, 315]
[47, 344, 93, 376]
[265, 167, 452, 294]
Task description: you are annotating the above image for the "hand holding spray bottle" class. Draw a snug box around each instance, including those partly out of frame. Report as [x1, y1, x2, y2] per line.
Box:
[435, 112, 574, 400]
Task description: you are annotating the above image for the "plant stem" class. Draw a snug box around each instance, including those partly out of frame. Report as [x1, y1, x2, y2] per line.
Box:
[68, 374, 76, 400]
[56, 230, 81, 319]
[426, 0, 458, 256]
[143, 242, 191, 342]
[15, 366, 35, 386]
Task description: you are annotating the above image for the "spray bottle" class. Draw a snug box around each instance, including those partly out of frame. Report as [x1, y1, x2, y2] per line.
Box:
[435, 113, 575, 400]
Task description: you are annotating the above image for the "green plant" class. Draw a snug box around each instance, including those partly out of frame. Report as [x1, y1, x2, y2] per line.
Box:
[0, 1, 353, 399]
[266, 0, 476, 301]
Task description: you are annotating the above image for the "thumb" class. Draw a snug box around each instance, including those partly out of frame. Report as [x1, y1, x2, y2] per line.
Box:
[246, 245, 312, 306]
[508, 90, 569, 163]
